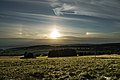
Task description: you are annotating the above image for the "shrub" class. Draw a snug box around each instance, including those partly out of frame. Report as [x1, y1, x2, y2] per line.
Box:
[23, 51, 35, 58]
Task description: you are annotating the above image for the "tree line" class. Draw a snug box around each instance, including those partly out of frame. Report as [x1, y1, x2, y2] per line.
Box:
[48, 49, 77, 57]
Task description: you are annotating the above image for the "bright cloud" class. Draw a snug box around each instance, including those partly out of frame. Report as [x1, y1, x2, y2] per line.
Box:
[49, 0, 120, 20]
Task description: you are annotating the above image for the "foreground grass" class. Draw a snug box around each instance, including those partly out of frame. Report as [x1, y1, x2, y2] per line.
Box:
[0, 55, 120, 80]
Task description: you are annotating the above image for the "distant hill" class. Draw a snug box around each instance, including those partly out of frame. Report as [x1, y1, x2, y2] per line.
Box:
[0, 38, 120, 49]
[0, 43, 120, 56]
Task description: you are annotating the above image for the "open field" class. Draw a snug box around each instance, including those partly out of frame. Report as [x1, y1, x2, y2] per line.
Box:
[0, 55, 120, 80]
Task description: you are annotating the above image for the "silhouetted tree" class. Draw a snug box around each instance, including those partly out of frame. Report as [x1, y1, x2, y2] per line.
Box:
[23, 51, 35, 58]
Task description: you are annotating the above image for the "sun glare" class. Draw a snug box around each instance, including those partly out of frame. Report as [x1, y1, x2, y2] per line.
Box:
[50, 28, 61, 39]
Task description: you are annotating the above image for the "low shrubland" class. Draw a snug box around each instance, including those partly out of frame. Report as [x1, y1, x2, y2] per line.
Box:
[0, 55, 120, 80]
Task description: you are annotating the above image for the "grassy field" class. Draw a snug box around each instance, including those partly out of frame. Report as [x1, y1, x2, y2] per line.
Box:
[0, 55, 120, 80]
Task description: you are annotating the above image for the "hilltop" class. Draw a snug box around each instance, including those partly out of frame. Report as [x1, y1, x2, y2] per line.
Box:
[0, 43, 120, 56]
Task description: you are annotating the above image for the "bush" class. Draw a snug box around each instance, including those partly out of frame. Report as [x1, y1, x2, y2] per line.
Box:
[23, 51, 35, 58]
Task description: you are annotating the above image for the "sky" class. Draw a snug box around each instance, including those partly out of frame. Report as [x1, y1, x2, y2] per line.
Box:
[0, 0, 120, 46]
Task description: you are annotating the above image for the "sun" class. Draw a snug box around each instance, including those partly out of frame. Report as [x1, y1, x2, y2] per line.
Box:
[50, 28, 61, 39]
